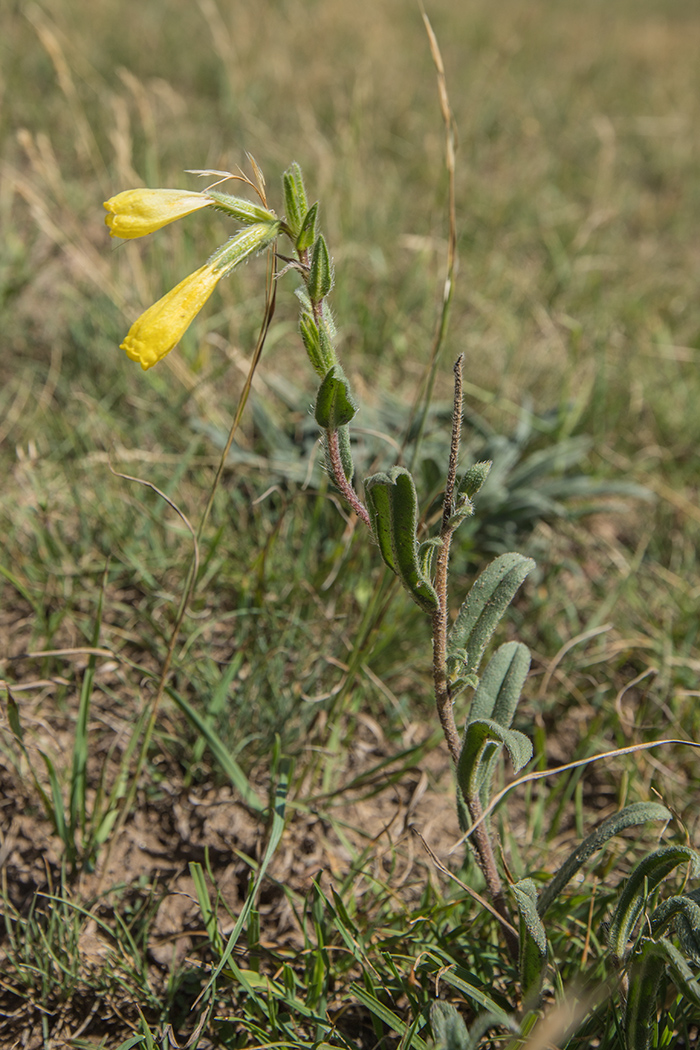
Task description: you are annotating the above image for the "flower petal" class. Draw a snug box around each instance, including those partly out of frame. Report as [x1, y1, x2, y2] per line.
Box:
[104, 189, 211, 239]
[121, 262, 222, 370]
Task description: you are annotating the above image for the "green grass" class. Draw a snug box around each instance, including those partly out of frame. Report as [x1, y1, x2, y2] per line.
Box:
[2, 0, 700, 1046]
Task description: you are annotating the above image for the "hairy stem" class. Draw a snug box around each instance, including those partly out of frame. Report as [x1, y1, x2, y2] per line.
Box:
[466, 794, 520, 962]
[325, 428, 371, 530]
[431, 355, 518, 961]
[431, 356, 464, 765]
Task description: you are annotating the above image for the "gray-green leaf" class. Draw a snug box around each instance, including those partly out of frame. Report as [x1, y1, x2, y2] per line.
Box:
[315, 367, 358, 429]
[448, 553, 535, 681]
[457, 718, 532, 804]
[512, 878, 547, 1006]
[537, 802, 672, 918]
[625, 938, 700, 1050]
[468, 641, 530, 729]
[608, 845, 700, 960]
[364, 467, 439, 613]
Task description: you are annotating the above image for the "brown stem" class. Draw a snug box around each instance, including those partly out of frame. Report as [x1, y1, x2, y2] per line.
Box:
[431, 355, 519, 962]
[431, 355, 465, 765]
[466, 795, 520, 962]
[325, 427, 372, 530]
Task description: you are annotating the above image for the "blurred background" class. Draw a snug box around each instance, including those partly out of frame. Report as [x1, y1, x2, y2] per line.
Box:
[2, 0, 700, 1043]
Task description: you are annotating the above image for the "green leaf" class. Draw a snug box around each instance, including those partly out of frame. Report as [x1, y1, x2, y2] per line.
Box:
[448, 553, 535, 680]
[608, 845, 700, 960]
[625, 938, 700, 1050]
[465, 1014, 519, 1050]
[167, 686, 266, 815]
[457, 718, 532, 804]
[299, 313, 324, 376]
[512, 878, 547, 1006]
[419, 537, 442, 579]
[296, 201, 319, 251]
[5, 687, 65, 839]
[537, 802, 672, 918]
[114, 1037, 147, 1050]
[283, 162, 308, 236]
[308, 234, 333, 300]
[315, 367, 358, 428]
[427, 955, 515, 1024]
[469, 641, 530, 729]
[200, 758, 290, 999]
[430, 1001, 469, 1050]
[190, 861, 224, 956]
[457, 460, 492, 500]
[650, 895, 700, 964]
[351, 983, 428, 1050]
[364, 467, 439, 613]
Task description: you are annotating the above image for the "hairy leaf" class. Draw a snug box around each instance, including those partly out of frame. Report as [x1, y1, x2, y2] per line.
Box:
[650, 894, 700, 965]
[468, 641, 530, 729]
[537, 802, 672, 918]
[448, 553, 535, 680]
[430, 1001, 470, 1050]
[282, 161, 308, 237]
[456, 460, 492, 500]
[625, 938, 700, 1050]
[296, 201, 319, 251]
[512, 878, 547, 1006]
[608, 845, 700, 960]
[315, 367, 358, 429]
[364, 467, 439, 613]
[457, 718, 532, 803]
[308, 233, 333, 300]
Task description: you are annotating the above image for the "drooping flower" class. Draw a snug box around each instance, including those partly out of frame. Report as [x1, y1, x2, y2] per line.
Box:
[104, 188, 212, 239]
[121, 221, 281, 369]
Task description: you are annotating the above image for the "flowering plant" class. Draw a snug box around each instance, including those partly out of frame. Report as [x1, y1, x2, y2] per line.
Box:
[105, 159, 700, 1045]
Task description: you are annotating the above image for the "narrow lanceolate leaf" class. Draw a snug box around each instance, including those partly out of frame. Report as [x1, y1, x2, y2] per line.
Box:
[537, 802, 672, 918]
[282, 161, 308, 237]
[447, 553, 535, 681]
[608, 845, 700, 961]
[315, 367, 358, 428]
[299, 313, 325, 376]
[650, 895, 700, 964]
[296, 201, 319, 252]
[419, 537, 442, 579]
[464, 1013, 519, 1050]
[308, 234, 333, 300]
[512, 879, 547, 1006]
[468, 641, 531, 729]
[430, 1001, 470, 1050]
[364, 467, 439, 613]
[625, 938, 700, 1050]
[457, 718, 532, 804]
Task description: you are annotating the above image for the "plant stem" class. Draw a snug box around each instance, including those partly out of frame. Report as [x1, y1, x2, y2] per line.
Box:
[466, 793, 519, 961]
[431, 355, 519, 961]
[431, 356, 464, 764]
[325, 427, 372, 530]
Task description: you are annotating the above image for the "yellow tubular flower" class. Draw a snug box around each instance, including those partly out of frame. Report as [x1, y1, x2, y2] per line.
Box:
[120, 220, 280, 369]
[121, 262, 222, 370]
[104, 188, 211, 239]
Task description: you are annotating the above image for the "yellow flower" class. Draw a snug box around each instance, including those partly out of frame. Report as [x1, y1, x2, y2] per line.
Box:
[120, 221, 281, 369]
[104, 188, 211, 239]
[121, 261, 222, 370]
